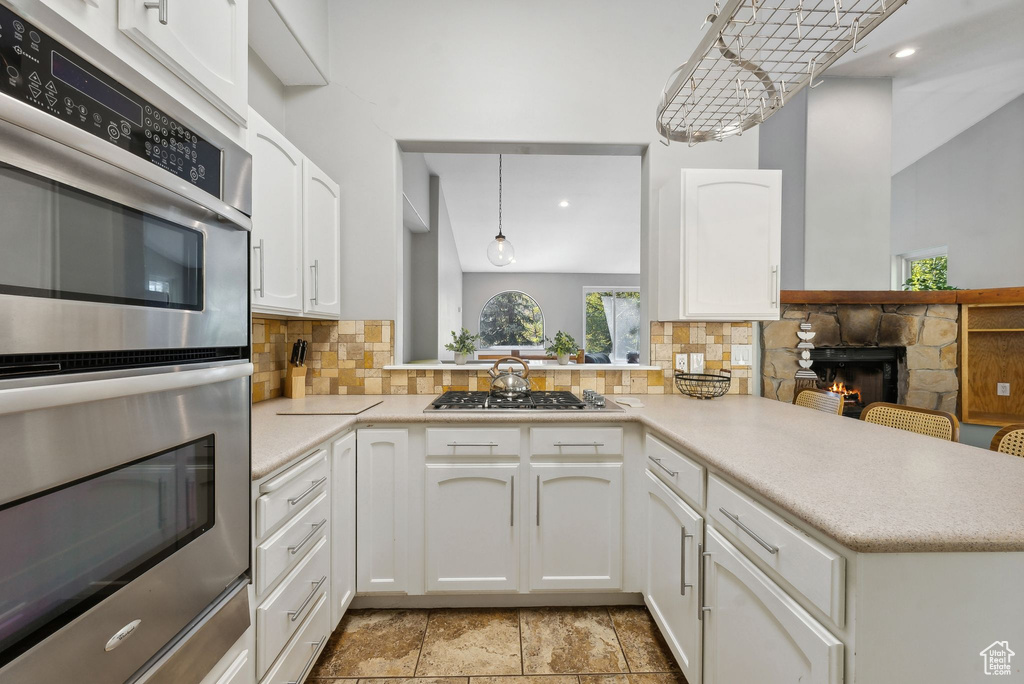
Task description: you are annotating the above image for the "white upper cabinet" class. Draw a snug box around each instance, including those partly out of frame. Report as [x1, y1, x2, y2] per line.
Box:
[657, 169, 782, 321]
[424, 465, 519, 592]
[529, 464, 622, 591]
[645, 471, 702, 684]
[703, 527, 843, 684]
[247, 108, 303, 315]
[302, 158, 342, 318]
[118, 0, 248, 124]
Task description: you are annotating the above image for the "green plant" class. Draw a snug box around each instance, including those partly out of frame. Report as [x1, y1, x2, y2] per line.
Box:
[444, 328, 481, 354]
[545, 331, 580, 357]
[902, 255, 959, 291]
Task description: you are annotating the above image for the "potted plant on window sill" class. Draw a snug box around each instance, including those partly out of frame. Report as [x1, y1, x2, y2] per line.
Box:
[545, 331, 580, 366]
[445, 328, 481, 365]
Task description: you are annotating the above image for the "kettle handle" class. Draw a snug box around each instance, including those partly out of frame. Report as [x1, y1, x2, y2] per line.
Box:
[491, 356, 530, 378]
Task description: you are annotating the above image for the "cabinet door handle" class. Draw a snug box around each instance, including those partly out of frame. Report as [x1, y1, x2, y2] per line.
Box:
[649, 456, 678, 477]
[699, 544, 709, 620]
[680, 526, 694, 595]
[553, 441, 605, 448]
[718, 507, 779, 554]
[535, 475, 540, 526]
[287, 575, 327, 621]
[447, 442, 499, 448]
[287, 635, 327, 684]
[770, 265, 779, 307]
[309, 260, 319, 305]
[253, 239, 265, 298]
[288, 518, 327, 555]
[288, 476, 327, 506]
[143, 0, 168, 24]
[510, 475, 515, 527]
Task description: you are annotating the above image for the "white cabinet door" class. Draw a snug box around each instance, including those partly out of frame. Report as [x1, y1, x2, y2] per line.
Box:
[302, 157, 341, 318]
[247, 108, 303, 315]
[681, 169, 781, 320]
[425, 465, 519, 592]
[529, 464, 622, 591]
[703, 527, 843, 684]
[118, 0, 248, 123]
[356, 430, 408, 594]
[330, 432, 355, 628]
[645, 471, 702, 683]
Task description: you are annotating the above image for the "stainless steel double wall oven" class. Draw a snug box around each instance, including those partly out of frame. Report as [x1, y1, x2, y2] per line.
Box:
[0, 3, 253, 682]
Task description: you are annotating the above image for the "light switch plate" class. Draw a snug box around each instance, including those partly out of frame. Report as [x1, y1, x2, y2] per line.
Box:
[675, 353, 688, 372]
[690, 353, 705, 374]
[998, 382, 1011, 397]
[731, 344, 753, 367]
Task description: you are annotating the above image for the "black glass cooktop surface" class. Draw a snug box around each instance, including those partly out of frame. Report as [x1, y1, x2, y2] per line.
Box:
[430, 391, 594, 410]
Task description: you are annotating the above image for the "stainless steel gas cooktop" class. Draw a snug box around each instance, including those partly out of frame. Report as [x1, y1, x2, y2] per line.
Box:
[427, 390, 624, 412]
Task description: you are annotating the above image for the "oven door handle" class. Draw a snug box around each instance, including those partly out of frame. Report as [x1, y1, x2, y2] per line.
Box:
[0, 362, 253, 416]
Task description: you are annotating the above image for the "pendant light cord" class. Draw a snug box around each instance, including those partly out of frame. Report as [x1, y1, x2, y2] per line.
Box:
[497, 153, 503, 238]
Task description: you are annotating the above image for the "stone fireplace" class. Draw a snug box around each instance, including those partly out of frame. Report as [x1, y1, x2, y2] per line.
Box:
[762, 303, 959, 414]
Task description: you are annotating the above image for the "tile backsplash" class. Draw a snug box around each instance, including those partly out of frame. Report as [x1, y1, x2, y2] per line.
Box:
[252, 317, 752, 402]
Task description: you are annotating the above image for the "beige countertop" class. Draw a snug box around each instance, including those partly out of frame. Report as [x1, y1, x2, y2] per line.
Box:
[251, 394, 1024, 553]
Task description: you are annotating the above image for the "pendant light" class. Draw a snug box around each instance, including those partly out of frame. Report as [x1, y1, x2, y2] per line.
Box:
[486, 154, 515, 267]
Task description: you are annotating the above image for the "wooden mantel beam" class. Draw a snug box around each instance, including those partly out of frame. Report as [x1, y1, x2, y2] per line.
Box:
[780, 287, 1024, 306]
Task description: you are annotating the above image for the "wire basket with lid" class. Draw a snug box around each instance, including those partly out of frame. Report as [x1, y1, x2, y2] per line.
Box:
[674, 369, 732, 399]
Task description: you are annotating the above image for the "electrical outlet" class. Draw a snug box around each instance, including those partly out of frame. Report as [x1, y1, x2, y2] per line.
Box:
[690, 353, 705, 374]
[675, 353, 688, 372]
[997, 382, 1011, 397]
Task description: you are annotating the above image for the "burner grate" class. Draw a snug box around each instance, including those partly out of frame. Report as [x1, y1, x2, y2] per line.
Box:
[431, 391, 588, 410]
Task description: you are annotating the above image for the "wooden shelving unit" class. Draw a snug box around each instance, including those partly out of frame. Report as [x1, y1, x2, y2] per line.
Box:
[961, 303, 1024, 427]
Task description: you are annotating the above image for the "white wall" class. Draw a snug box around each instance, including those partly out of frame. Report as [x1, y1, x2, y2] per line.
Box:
[462, 273, 641, 348]
[436, 184, 463, 361]
[248, 48, 287, 131]
[804, 78, 893, 290]
[282, 0, 760, 328]
[891, 94, 1024, 289]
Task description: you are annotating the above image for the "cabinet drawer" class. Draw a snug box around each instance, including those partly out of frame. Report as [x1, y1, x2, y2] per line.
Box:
[257, 537, 329, 679]
[645, 433, 705, 507]
[256, 450, 329, 540]
[256, 491, 329, 596]
[426, 428, 520, 457]
[260, 593, 329, 684]
[530, 427, 623, 456]
[707, 475, 845, 625]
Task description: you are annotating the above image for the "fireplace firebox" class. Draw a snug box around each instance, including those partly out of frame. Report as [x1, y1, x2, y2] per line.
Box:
[808, 347, 905, 418]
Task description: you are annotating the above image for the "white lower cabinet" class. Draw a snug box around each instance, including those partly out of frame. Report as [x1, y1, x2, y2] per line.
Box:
[357, 429, 409, 593]
[702, 527, 843, 684]
[530, 463, 622, 590]
[330, 432, 356, 627]
[260, 594, 330, 684]
[644, 471, 703, 684]
[425, 464, 519, 592]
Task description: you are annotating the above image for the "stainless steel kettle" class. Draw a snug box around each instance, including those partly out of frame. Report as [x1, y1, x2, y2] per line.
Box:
[488, 357, 532, 399]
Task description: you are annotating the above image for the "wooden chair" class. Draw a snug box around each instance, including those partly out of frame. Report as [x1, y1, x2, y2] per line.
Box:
[990, 424, 1024, 457]
[860, 402, 960, 442]
[793, 388, 844, 415]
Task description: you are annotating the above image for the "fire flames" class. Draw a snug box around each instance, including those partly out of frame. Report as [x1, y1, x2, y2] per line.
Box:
[828, 381, 862, 405]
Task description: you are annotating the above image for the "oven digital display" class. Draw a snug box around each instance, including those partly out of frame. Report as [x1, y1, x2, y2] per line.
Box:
[51, 51, 143, 127]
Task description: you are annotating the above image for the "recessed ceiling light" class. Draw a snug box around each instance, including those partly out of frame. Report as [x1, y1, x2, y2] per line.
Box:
[559, 200, 570, 208]
[891, 47, 916, 59]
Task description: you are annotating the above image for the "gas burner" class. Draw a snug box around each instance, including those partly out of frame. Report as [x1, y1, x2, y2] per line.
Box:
[429, 391, 621, 411]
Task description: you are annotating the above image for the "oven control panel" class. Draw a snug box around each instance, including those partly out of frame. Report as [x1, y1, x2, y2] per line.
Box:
[0, 4, 221, 198]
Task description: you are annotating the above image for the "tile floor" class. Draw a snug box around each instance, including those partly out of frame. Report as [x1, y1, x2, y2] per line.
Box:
[310, 606, 687, 684]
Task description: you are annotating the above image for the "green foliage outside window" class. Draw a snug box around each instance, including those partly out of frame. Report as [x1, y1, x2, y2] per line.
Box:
[479, 291, 544, 347]
[585, 291, 612, 354]
[902, 255, 958, 291]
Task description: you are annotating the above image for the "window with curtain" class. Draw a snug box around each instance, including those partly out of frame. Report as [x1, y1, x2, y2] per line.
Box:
[478, 290, 544, 348]
[584, 289, 641, 361]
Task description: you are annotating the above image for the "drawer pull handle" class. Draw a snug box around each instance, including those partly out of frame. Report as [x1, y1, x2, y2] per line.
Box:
[649, 456, 678, 477]
[288, 575, 327, 621]
[287, 634, 327, 684]
[288, 518, 327, 555]
[718, 507, 779, 555]
[680, 526, 694, 595]
[553, 441, 605, 447]
[447, 442, 499, 447]
[288, 477, 327, 506]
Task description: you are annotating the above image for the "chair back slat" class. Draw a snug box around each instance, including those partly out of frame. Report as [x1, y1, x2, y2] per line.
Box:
[860, 402, 959, 442]
[794, 388, 844, 416]
[991, 425, 1024, 457]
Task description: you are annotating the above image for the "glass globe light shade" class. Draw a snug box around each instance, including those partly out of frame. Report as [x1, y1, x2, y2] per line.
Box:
[487, 234, 515, 267]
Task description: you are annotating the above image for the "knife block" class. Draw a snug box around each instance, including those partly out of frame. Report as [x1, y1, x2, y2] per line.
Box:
[283, 365, 307, 399]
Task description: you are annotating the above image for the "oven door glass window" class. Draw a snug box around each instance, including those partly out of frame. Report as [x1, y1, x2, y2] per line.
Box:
[0, 162, 203, 310]
[0, 435, 215, 666]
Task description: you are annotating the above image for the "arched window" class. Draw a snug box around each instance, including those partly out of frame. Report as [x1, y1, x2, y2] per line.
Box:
[478, 291, 544, 348]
